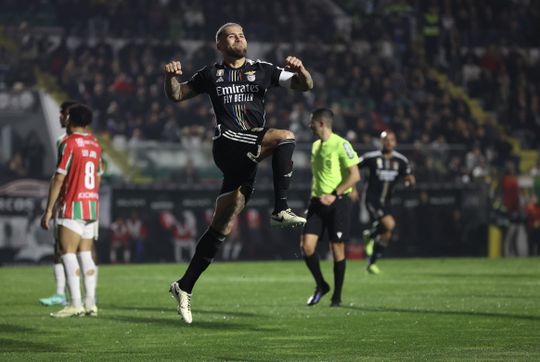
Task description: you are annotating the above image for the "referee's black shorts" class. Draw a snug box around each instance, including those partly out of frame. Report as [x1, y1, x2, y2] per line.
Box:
[365, 197, 391, 220]
[303, 195, 352, 243]
[212, 125, 268, 199]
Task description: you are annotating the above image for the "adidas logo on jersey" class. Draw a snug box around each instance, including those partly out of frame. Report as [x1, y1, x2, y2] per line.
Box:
[216, 77, 224, 83]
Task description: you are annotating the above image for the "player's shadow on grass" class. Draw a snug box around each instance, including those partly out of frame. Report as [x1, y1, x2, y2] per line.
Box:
[456, 293, 540, 300]
[0, 323, 35, 334]
[341, 305, 540, 321]
[0, 337, 63, 353]
[104, 315, 281, 332]
[103, 304, 260, 318]
[423, 272, 540, 279]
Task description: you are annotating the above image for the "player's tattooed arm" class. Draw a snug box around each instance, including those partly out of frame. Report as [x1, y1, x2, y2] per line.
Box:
[285, 56, 314, 91]
[163, 61, 198, 102]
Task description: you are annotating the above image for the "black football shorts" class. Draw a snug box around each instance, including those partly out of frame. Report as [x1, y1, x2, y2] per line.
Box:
[365, 198, 391, 220]
[303, 195, 352, 243]
[212, 125, 269, 198]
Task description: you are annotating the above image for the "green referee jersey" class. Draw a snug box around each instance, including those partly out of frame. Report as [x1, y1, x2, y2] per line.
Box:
[311, 133, 359, 197]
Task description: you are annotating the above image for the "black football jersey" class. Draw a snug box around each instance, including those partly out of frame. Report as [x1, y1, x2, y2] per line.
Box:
[358, 150, 411, 204]
[187, 59, 294, 131]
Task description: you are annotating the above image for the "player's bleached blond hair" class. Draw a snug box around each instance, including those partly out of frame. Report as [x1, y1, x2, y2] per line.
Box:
[215, 23, 243, 43]
[380, 130, 395, 139]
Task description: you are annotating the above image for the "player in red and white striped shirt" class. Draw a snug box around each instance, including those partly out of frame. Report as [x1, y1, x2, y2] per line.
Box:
[39, 100, 77, 307]
[41, 104, 103, 318]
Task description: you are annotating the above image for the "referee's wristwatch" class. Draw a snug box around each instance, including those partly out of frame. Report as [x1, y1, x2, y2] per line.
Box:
[331, 190, 343, 199]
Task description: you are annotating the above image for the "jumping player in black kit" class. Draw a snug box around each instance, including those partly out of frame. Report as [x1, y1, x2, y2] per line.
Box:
[164, 23, 313, 323]
[360, 131, 415, 274]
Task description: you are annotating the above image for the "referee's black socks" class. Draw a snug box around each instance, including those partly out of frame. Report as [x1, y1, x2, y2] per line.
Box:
[178, 227, 226, 293]
[272, 139, 295, 213]
[304, 253, 326, 288]
[332, 259, 346, 303]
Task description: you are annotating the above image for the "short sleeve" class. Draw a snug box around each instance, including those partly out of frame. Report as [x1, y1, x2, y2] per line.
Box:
[400, 158, 412, 176]
[268, 63, 295, 88]
[56, 141, 73, 175]
[338, 141, 360, 168]
[186, 67, 209, 94]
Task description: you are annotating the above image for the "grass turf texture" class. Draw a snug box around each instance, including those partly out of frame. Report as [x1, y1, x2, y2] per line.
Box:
[0, 258, 539, 361]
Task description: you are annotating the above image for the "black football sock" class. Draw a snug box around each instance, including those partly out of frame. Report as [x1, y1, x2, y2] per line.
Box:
[369, 242, 386, 265]
[303, 253, 326, 288]
[332, 259, 346, 302]
[272, 139, 295, 213]
[177, 227, 226, 293]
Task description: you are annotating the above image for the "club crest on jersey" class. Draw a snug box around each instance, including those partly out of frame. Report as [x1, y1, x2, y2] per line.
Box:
[216, 69, 224, 77]
[245, 71, 256, 82]
[376, 158, 383, 169]
[393, 161, 399, 170]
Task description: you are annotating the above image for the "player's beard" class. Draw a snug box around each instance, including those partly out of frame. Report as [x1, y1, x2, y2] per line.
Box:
[225, 45, 247, 59]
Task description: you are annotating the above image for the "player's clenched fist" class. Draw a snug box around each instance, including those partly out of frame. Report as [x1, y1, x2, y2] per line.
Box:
[285, 56, 305, 73]
[163, 61, 183, 76]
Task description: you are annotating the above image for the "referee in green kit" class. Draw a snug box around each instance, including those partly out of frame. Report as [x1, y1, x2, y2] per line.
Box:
[301, 108, 360, 307]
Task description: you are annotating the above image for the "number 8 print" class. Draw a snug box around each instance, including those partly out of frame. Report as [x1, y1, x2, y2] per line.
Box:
[85, 161, 95, 189]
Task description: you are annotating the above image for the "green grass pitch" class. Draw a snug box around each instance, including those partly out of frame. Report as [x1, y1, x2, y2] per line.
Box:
[1, 258, 539, 361]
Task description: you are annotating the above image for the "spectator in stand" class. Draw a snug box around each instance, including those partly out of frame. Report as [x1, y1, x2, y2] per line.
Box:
[502, 161, 521, 256]
[526, 196, 540, 256]
[22, 131, 45, 178]
[8, 152, 27, 178]
[110, 216, 131, 263]
[126, 211, 147, 263]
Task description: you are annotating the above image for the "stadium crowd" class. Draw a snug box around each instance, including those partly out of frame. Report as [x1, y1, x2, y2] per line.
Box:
[0, 0, 538, 184]
[0, 0, 336, 42]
